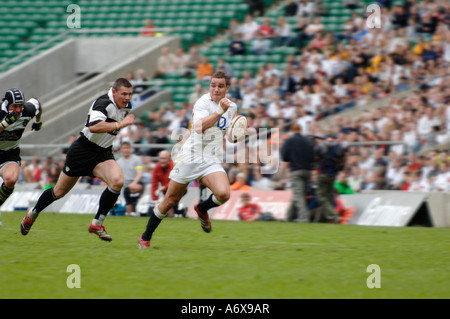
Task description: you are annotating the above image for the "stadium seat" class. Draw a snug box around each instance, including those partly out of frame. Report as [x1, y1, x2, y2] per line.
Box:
[0, 43, 11, 51]
[205, 55, 222, 64]
[0, 0, 250, 77]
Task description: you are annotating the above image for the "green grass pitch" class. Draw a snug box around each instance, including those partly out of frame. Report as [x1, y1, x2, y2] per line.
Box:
[0, 211, 449, 299]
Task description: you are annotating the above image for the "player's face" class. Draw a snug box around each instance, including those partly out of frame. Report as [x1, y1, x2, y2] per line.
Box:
[8, 103, 24, 117]
[113, 86, 133, 109]
[209, 77, 228, 103]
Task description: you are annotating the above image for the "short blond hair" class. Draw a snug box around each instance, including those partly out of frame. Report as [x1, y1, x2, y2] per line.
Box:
[240, 192, 250, 199]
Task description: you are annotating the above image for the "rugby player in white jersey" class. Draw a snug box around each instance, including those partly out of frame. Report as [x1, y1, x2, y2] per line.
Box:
[20, 78, 136, 241]
[139, 71, 237, 248]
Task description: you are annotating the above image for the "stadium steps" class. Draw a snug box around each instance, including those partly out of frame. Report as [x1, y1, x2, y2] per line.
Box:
[0, 0, 70, 72]
[152, 0, 295, 109]
[0, 0, 250, 73]
[17, 35, 178, 160]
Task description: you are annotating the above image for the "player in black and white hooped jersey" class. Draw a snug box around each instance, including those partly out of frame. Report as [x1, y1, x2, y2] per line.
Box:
[0, 89, 42, 219]
[21, 78, 136, 241]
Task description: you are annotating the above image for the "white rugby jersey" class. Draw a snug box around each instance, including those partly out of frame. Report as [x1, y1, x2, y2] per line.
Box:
[176, 93, 237, 164]
[0, 98, 40, 151]
[81, 88, 132, 149]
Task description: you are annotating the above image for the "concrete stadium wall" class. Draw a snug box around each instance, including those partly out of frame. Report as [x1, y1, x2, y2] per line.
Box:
[0, 36, 177, 100]
[0, 40, 78, 100]
[2, 186, 448, 228]
[353, 190, 450, 228]
[422, 192, 450, 228]
[7, 36, 179, 158]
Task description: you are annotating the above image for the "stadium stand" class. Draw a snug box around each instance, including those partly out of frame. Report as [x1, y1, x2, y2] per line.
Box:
[0, 0, 251, 72]
[0, 0, 260, 158]
[0, 0, 449, 201]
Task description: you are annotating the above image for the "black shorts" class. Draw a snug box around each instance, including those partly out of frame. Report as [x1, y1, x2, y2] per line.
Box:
[0, 148, 21, 167]
[63, 135, 114, 177]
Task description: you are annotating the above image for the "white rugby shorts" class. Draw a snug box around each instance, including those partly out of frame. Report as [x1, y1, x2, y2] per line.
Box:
[169, 160, 226, 184]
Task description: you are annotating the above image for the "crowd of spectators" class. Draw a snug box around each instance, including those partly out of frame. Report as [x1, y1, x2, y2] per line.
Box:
[224, 0, 449, 194]
[17, 1, 450, 198]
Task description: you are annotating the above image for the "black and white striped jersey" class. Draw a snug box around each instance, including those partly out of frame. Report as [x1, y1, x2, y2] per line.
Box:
[0, 98, 40, 151]
[80, 88, 132, 149]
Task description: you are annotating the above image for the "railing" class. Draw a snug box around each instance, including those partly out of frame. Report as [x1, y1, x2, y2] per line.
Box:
[18, 140, 408, 162]
[19, 142, 175, 162]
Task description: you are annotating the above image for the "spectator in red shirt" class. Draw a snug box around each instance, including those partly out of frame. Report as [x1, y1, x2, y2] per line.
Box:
[151, 150, 173, 201]
[237, 193, 262, 221]
[406, 152, 422, 173]
[258, 17, 275, 39]
[149, 150, 187, 218]
[400, 170, 411, 191]
[141, 19, 156, 37]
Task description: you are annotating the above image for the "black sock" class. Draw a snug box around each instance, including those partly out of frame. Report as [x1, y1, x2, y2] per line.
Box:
[34, 187, 57, 214]
[0, 183, 13, 206]
[142, 208, 163, 241]
[197, 194, 220, 214]
[95, 187, 120, 220]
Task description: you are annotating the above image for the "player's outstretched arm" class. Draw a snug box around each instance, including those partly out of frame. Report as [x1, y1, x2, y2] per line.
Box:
[193, 112, 221, 134]
[89, 114, 135, 133]
[31, 99, 43, 131]
[36, 99, 42, 122]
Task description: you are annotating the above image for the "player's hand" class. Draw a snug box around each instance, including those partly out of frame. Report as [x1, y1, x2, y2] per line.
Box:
[216, 98, 231, 115]
[31, 121, 42, 131]
[157, 186, 167, 193]
[120, 114, 136, 128]
[219, 98, 231, 112]
[1, 111, 19, 129]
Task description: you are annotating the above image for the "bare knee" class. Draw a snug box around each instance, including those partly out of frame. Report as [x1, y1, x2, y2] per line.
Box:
[108, 175, 124, 192]
[214, 189, 230, 204]
[2, 176, 18, 189]
[2, 167, 19, 189]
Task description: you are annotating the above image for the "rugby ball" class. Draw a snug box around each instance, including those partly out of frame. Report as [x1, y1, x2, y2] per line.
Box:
[226, 115, 247, 143]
